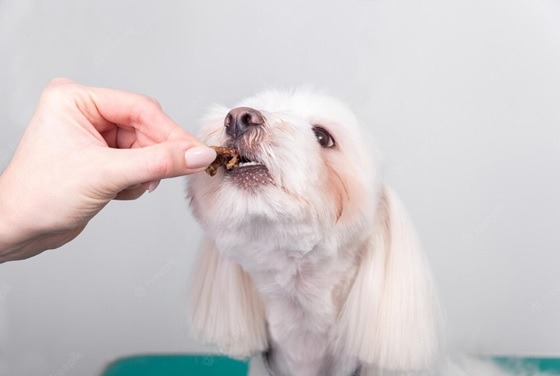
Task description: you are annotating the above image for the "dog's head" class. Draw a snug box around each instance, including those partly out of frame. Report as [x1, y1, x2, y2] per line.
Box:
[188, 89, 380, 265]
[187, 90, 442, 372]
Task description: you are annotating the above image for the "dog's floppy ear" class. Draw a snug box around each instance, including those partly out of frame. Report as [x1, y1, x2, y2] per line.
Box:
[188, 238, 268, 358]
[335, 186, 442, 372]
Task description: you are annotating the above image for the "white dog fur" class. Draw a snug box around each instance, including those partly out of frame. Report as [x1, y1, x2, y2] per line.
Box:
[187, 90, 540, 376]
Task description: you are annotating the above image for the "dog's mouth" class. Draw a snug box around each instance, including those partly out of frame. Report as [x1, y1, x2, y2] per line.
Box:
[236, 155, 265, 169]
[226, 153, 273, 189]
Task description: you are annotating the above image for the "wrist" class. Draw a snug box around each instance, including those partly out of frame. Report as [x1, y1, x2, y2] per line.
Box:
[0, 169, 87, 263]
[0, 172, 37, 262]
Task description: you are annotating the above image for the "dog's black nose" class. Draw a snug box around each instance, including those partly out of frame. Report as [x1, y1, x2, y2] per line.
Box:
[225, 107, 264, 139]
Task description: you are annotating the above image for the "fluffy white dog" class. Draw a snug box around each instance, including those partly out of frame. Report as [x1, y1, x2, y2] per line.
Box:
[186, 90, 531, 376]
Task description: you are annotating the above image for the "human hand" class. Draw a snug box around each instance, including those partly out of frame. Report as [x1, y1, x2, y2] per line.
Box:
[0, 78, 216, 262]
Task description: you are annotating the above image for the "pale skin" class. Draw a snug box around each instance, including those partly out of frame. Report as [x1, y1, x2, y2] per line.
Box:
[0, 78, 217, 263]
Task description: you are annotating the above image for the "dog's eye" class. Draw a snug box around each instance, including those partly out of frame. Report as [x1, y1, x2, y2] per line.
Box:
[312, 126, 335, 148]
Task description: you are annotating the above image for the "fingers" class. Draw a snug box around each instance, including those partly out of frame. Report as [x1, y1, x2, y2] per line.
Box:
[44, 78, 202, 144]
[89, 88, 182, 142]
[41, 79, 218, 196]
[88, 85, 200, 144]
[103, 141, 216, 190]
[53, 79, 218, 178]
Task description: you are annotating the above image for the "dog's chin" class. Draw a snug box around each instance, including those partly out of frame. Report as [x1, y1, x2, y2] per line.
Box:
[225, 164, 274, 191]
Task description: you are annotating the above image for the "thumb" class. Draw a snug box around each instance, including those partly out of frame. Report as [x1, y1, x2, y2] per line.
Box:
[104, 142, 216, 190]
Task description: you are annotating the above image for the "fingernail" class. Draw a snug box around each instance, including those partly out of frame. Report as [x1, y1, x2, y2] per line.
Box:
[185, 146, 217, 169]
[148, 180, 160, 193]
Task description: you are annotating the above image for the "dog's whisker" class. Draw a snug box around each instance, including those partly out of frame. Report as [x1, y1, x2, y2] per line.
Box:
[202, 126, 223, 142]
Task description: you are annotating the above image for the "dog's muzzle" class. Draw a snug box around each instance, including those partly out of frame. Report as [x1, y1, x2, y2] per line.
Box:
[221, 107, 272, 189]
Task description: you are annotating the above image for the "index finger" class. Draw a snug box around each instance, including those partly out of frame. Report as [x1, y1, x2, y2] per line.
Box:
[81, 83, 198, 144]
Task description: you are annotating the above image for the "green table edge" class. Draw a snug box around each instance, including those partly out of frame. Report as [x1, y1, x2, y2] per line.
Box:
[493, 357, 560, 373]
[101, 355, 560, 375]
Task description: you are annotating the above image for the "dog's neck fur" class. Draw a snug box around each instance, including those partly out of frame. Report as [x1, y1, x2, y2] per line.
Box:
[236, 234, 365, 376]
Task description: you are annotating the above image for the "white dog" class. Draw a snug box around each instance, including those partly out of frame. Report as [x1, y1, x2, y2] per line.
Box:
[186, 90, 531, 376]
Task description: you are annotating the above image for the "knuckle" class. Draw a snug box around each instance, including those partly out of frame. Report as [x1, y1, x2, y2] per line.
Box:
[145, 148, 172, 179]
[131, 96, 163, 126]
[48, 77, 74, 87]
[43, 78, 77, 101]
[45, 78, 74, 93]
[137, 94, 162, 111]
[145, 96, 162, 109]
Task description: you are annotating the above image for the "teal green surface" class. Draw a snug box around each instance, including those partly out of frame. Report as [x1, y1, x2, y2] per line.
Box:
[494, 357, 560, 374]
[101, 355, 249, 376]
[101, 355, 560, 375]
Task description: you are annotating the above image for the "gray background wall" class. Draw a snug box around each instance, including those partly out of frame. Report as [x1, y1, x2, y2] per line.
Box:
[1, 0, 560, 375]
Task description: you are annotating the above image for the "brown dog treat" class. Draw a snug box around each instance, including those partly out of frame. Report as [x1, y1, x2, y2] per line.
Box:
[205, 146, 240, 176]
